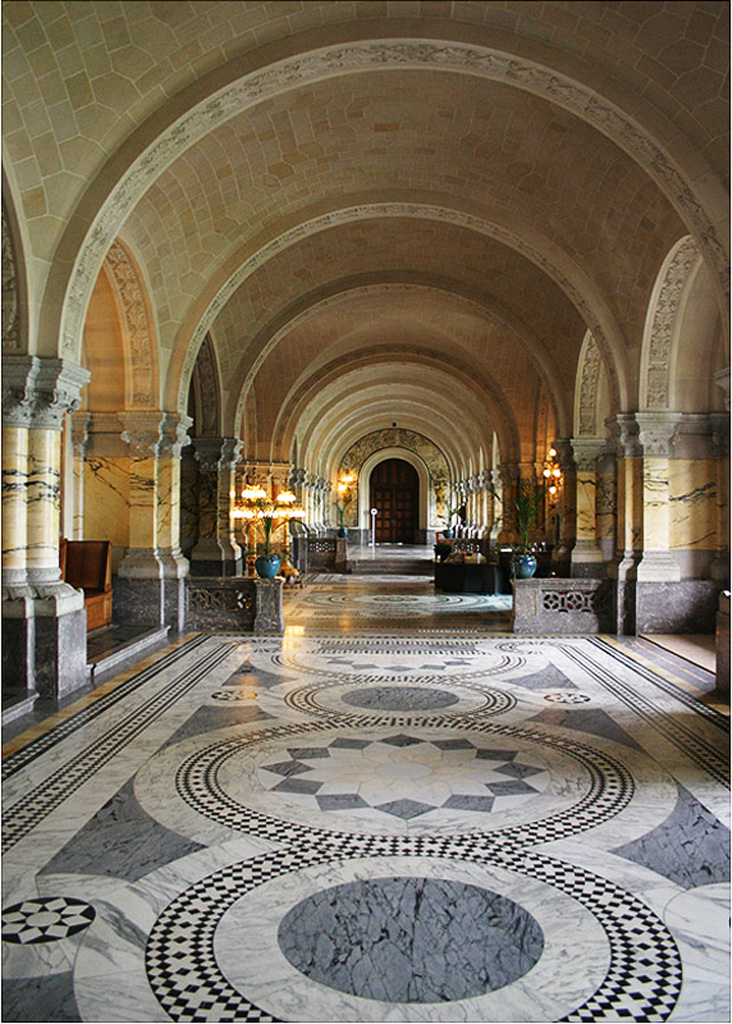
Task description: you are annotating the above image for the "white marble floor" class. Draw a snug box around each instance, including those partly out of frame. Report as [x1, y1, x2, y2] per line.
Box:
[2, 577, 729, 1023]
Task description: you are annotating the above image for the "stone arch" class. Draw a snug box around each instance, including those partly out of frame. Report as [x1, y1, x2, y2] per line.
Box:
[340, 428, 450, 535]
[51, 32, 727, 375]
[640, 236, 711, 412]
[574, 331, 611, 436]
[357, 448, 431, 537]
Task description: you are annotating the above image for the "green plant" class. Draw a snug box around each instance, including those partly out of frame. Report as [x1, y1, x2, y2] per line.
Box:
[434, 540, 452, 562]
[512, 474, 545, 552]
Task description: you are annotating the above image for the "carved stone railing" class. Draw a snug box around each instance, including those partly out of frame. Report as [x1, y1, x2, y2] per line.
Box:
[512, 578, 616, 634]
[308, 537, 336, 572]
[186, 577, 284, 633]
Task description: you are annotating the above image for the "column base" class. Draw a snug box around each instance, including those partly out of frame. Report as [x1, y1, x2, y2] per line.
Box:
[2, 597, 36, 696]
[253, 578, 285, 634]
[35, 604, 87, 699]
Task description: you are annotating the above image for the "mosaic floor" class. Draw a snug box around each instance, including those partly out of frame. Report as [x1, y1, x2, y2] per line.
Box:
[2, 577, 729, 1022]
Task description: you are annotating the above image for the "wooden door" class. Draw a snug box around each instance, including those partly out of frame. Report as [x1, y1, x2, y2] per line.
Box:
[370, 459, 419, 543]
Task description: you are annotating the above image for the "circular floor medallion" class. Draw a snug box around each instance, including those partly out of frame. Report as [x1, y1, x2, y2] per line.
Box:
[2, 897, 95, 944]
[277, 876, 544, 1002]
[341, 685, 459, 710]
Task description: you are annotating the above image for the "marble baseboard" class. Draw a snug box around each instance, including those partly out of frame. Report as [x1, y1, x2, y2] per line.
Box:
[716, 593, 729, 695]
[2, 609, 35, 694]
[636, 581, 723, 634]
[113, 578, 164, 628]
[189, 557, 243, 579]
[34, 605, 87, 699]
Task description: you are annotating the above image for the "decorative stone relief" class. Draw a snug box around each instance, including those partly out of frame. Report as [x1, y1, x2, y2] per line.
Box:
[636, 412, 683, 458]
[2, 204, 20, 352]
[642, 238, 700, 410]
[119, 411, 164, 457]
[615, 414, 642, 460]
[160, 412, 193, 459]
[192, 335, 219, 436]
[106, 241, 155, 408]
[576, 334, 602, 437]
[2, 357, 89, 429]
[571, 438, 605, 472]
[339, 428, 449, 484]
[193, 437, 242, 473]
[61, 38, 725, 369]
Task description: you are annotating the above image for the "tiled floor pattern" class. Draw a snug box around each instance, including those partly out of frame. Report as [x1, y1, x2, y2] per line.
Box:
[2, 580, 729, 1022]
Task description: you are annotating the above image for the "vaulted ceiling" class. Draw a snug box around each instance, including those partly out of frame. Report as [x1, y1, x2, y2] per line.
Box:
[3, 2, 728, 478]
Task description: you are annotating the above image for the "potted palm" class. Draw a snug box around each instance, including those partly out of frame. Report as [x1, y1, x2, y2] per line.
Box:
[335, 473, 356, 537]
[512, 475, 545, 579]
[231, 487, 305, 578]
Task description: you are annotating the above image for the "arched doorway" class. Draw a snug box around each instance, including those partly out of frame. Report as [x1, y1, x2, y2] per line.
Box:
[370, 459, 419, 543]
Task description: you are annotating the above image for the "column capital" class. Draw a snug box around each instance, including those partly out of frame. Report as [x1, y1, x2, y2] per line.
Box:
[160, 412, 193, 458]
[193, 435, 242, 471]
[2, 356, 90, 429]
[636, 411, 683, 457]
[613, 413, 643, 459]
[70, 410, 91, 455]
[120, 411, 165, 456]
[570, 437, 605, 471]
[552, 438, 575, 472]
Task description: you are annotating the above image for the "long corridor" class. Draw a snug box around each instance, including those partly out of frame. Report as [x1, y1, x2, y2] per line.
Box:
[2, 572, 729, 1022]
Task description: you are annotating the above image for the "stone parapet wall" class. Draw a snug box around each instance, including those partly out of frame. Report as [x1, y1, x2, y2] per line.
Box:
[512, 578, 616, 634]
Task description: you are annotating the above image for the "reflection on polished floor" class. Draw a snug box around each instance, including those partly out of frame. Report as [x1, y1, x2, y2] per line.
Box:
[2, 571, 729, 1022]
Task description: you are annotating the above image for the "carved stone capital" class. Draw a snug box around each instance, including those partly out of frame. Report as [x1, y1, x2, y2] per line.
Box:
[636, 412, 683, 457]
[193, 435, 242, 472]
[120, 411, 164, 457]
[70, 410, 91, 456]
[570, 437, 605, 472]
[159, 412, 193, 458]
[2, 357, 90, 429]
[614, 414, 642, 459]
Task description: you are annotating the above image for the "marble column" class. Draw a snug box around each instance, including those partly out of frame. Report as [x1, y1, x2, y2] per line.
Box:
[596, 447, 617, 566]
[636, 413, 682, 582]
[570, 438, 605, 577]
[189, 437, 243, 577]
[552, 439, 575, 571]
[2, 356, 90, 698]
[70, 411, 90, 540]
[488, 468, 503, 546]
[157, 413, 192, 629]
[498, 463, 518, 544]
[610, 414, 643, 635]
[114, 412, 193, 629]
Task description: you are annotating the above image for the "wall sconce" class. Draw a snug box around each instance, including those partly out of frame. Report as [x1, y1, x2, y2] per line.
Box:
[542, 447, 562, 502]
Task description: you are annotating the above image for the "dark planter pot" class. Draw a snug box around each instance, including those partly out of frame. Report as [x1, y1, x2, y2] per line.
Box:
[255, 554, 281, 579]
[337, 527, 349, 538]
[442, 529, 454, 539]
[513, 553, 537, 579]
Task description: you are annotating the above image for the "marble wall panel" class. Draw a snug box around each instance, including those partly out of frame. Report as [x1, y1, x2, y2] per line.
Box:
[84, 457, 130, 574]
[669, 460, 718, 553]
[2, 426, 28, 577]
[636, 581, 723, 634]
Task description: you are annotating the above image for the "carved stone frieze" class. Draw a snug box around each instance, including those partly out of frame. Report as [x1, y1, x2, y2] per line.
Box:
[636, 412, 683, 457]
[120, 411, 165, 457]
[577, 334, 602, 437]
[2, 357, 90, 429]
[105, 241, 155, 408]
[2, 203, 20, 352]
[643, 237, 700, 410]
[340, 428, 449, 484]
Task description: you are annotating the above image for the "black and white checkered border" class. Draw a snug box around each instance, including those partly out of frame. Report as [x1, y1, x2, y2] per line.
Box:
[2, 635, 212, 781]
[2, 642, 238, 853]
[175, 717, 634, 849]
[283, 676, 515, 723]
[145, 839, 681, 1022]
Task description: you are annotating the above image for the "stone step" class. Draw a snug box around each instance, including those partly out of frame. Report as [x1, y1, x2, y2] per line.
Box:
[350, 560, 433, 576]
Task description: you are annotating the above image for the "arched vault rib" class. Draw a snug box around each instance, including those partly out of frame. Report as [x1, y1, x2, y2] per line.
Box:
[225, 277, 572, 438]
[53, 33, 727, 368]
[180, 207, 627, 421]
[268, 347, 519, 468]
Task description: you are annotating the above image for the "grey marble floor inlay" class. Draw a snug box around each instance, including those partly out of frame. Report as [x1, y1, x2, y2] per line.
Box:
[341, 686, 460, 710]
[277, 876, 544, 1002]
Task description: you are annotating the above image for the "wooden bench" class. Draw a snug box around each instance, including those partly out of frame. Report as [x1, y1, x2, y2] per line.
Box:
[60, 539, 113, 630]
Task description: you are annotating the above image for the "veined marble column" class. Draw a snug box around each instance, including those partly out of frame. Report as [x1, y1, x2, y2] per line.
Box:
[157, 413, 192, 629]
[610, 414, 643, 635]
[636, 413, 682, 582]
[498, 463, 518, 544]
[488, 469, 503, 546]
[70, 411, 90, 540]
[570, 438, 605, 577]
[596, 447, 617, 565]
[190, 437, 242, 577]
[552, 439, 575, 571]
[2, 356, 89, 698]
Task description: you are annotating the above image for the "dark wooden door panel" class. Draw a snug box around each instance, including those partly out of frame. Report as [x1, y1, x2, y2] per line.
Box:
[370, 459, 419, 543]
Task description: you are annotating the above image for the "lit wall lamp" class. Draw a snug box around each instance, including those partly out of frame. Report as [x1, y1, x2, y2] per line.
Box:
[542, 447, 563, 503]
